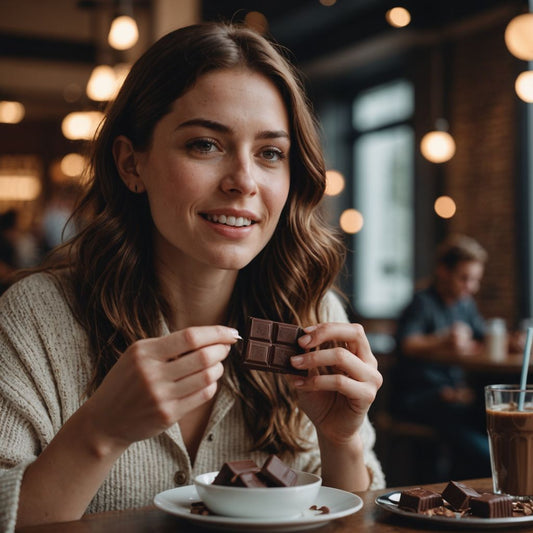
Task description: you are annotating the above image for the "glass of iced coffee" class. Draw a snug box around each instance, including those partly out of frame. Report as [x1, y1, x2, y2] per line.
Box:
[485, 384, 533, 499]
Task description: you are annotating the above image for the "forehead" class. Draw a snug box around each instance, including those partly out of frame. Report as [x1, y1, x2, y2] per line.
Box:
[452, 260, 484, 277]
[174, 68, 287, 114]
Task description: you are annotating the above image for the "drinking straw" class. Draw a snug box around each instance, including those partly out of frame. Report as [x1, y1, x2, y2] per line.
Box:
[518, 327, 533, 411]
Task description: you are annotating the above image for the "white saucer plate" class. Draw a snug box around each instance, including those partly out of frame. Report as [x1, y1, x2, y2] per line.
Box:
[376, 491, 533, 529]
[154, 485, 363, 532]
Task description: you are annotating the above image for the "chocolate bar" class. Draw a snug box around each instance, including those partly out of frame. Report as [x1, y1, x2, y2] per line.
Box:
[398, 488, 443, 512]
[241, 317, 307, 376]
[212, 460, 260, 486]
[260, 454, 298, 487]
[469, 493, 513, 518]
[442, 480, 480, 511]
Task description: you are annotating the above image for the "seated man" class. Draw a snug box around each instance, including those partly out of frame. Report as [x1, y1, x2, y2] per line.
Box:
[391, 234, 490, 480]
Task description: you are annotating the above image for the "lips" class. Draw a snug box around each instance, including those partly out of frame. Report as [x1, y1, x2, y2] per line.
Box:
[202, 213, 255, 227]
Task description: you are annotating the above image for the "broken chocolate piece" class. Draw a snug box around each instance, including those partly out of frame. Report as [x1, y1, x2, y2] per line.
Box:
[469, 493, 513, 518]
[235, 471, 268, 488]
[442, 480, 481, 511]
[260, 454, 298, 487]
[399, 487, 443, 512]
[241, 317, 307, 376]
[212, 460, 260, 486]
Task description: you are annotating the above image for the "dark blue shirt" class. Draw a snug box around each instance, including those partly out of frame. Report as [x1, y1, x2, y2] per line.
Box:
[392, 285, 486, 411]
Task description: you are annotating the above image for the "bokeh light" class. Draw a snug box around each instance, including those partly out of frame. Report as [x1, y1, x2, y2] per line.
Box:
[515, 71, 533, 103]
[385, 7, 411, 28]
[420, 130, 456, 163]
[339, 209, 364, 234]
[325, 169, 345, 196]
[434, 196, 456, 219]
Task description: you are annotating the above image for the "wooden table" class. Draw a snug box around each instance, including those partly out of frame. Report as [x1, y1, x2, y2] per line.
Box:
[407, 350, 526, 374]
[16, 478, 533, 532]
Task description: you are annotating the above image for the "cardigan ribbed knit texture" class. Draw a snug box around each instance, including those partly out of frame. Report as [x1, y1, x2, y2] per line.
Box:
[0, 273, 384, 531]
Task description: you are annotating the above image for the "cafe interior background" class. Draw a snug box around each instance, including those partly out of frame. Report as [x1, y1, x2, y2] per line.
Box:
[1, 0, 532, 485]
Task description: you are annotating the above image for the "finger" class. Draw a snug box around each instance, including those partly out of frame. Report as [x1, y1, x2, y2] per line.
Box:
[294, 349, 382, 387]
[293, 373, 379, 403]
[162, 360, 225, 400]
[132, 325, 241, 361]
[298, 323, 376, 367]
[166, 343, 231, 380]
[165, 382, 219, 422]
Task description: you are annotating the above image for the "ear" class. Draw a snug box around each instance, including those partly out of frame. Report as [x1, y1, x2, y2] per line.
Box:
[112, 135, 146, 193]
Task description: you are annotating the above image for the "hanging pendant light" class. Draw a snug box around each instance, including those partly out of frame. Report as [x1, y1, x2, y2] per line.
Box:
[108, 14, 139, 50]
[421, 119, 456, 163]
[420, 47, 456, 163]
[505, 12, 533, 61]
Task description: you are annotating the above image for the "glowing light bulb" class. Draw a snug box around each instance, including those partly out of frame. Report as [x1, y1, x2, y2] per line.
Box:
[434, 196, 456, 219]
[339, 209, 364, 234]
[325, 170, 345, 196]
[0, 101, 25, 123]
[504, 13, 533, 61]
[386, 7, 411, 28]
[61, 111, 104, 140]
[515, 71, 533, 103]
[86, 65, 117, 101]
[420, 130, 456, 163]
[108, 15, 139, 50]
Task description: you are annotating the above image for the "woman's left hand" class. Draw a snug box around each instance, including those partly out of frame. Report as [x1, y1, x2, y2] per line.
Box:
[288, 322, 382, 445]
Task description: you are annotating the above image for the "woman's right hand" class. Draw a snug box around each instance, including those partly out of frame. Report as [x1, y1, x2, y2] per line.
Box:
[81, 325, 240, 451]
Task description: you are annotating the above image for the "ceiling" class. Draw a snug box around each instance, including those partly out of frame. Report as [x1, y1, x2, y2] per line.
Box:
[0, 0, 526, 123]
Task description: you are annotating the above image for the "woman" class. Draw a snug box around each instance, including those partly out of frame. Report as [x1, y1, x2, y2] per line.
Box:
[0, 22, 384, 530]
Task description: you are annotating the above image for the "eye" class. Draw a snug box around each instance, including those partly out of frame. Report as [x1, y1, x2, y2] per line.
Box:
[186, 138, 219, 154]
[260, 147, 286, 162]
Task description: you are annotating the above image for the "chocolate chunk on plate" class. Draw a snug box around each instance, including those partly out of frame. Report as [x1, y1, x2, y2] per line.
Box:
[241, 317, 307, 376]
[398, 487, 443, 513]
[469, 493, 514, 518]
[442, 480, 481, 511]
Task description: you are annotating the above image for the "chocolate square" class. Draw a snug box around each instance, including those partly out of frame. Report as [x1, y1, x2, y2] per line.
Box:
[442, 480, 481, 511]
[469, 493, 513, 518]
[212, 460, 260, 486]
[399, 488, 443, 512]
[260, 454, 298, 487]
[241, 317, 307, 376]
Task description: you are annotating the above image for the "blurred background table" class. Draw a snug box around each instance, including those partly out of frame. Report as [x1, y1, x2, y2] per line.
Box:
[407, 350, 526, 374]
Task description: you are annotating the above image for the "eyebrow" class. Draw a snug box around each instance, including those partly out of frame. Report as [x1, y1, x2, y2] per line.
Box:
[176, 118, 290, 141]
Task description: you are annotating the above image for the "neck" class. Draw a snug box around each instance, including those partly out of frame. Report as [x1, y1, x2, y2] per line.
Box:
[155, 255, 239, 331]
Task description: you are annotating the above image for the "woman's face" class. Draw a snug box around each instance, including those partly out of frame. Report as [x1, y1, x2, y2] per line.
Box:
[135, 68, 291, 274]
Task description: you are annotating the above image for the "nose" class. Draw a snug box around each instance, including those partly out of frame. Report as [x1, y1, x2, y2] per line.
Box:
[220, 153, 258, 196]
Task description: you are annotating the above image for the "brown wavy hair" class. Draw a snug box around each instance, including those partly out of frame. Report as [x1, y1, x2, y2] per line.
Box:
[46, 22, 345, 457]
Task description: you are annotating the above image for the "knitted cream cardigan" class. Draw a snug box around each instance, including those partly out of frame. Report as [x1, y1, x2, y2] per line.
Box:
[0, 273, 385, 531]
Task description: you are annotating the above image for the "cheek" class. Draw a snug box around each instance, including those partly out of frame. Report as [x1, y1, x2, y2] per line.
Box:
[265, 180, 290, 220]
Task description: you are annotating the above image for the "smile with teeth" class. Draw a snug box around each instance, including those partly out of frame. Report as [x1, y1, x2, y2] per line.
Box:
[204, 214, 254, 227]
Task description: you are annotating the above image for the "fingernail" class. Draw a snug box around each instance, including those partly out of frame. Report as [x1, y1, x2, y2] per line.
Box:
[291, 355, 304, 367]
[293, 379, 305, 387]
[229, 328, 242, 339]
[299, 334, 311, 347]
[303, 325, 317, 333]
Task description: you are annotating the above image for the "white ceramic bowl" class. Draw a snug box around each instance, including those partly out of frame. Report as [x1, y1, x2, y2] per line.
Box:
[194, 470, 322, 518]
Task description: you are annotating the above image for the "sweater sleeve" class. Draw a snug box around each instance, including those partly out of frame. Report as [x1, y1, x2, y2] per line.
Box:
[320, 291, 386, 489]
[0, 274, 72, 532]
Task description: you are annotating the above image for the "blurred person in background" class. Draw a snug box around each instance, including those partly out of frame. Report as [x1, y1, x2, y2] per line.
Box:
[391, 234, 491, 479]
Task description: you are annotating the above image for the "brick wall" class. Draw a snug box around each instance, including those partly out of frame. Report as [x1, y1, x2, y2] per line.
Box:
[444, 19, 523, 326]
